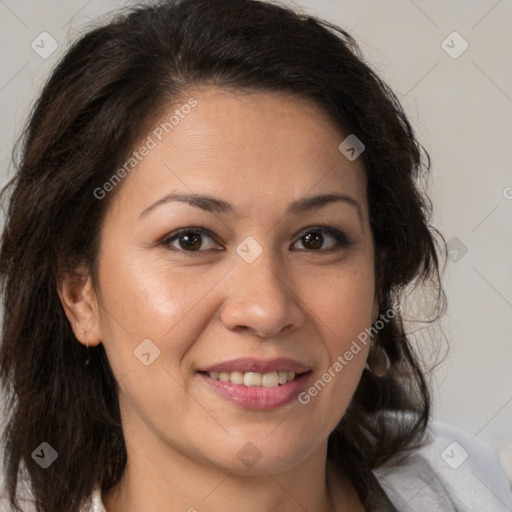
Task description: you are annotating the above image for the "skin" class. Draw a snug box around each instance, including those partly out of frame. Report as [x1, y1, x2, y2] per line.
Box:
[58, 87, 378, 512]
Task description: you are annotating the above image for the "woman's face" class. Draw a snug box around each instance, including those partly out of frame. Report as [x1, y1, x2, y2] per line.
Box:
[87, 88, 378, 474]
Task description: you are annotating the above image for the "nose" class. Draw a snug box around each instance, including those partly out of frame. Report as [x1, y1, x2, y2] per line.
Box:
[219, 249, 305, 339]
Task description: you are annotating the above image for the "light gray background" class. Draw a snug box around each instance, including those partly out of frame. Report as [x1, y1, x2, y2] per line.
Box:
[0, 0, 511, 487]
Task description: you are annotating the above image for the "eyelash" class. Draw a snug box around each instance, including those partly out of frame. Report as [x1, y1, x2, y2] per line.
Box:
[159, 226, 353, 256]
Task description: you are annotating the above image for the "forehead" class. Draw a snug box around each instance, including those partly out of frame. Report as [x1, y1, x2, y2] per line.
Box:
[107, 87, 368, 220]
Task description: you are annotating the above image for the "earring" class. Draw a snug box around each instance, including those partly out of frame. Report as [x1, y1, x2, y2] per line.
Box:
[84, 339, 91, 366]
[365, 335, 390, 377]
[74, 321, 90, 366]
[83, 329, 91, 366]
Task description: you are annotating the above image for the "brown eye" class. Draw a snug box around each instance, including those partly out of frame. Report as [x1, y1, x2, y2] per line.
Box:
[292, 227, 351, 252]
[160, 225, 352, 257]
[301, 231, 324, 250]
[177, 232, 202, 251]
[161, 228, 219, 252]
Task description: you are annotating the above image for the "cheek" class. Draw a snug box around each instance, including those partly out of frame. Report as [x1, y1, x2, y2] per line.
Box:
[94, 249, 213, 435]
[95, 243, 218, 378]
[299, 259, 374, 411]
[296, 268, 374, 430]
[300, 260, 376, 344]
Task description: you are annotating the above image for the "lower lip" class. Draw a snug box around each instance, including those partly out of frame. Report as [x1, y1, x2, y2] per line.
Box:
[199, 372, 311, 410]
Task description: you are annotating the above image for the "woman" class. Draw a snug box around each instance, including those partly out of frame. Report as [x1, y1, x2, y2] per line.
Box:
[0, 0, 510, 511]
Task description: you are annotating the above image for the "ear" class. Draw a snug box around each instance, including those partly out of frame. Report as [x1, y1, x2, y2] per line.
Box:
[56, 265, 102, 347]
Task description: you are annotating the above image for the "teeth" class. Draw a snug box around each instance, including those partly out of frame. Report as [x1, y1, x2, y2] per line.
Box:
[261, 372, 278, 387]
[208, 370, 297, 387]
[230, 371, 244, 385]
[278, 371, 288, 385]
[244, 372, 262, 386]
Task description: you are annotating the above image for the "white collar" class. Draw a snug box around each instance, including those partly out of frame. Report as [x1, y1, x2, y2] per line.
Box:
[89, 487, 107, 512]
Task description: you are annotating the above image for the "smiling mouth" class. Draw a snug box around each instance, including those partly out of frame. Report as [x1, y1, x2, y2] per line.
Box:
[199, 370, 308, 387]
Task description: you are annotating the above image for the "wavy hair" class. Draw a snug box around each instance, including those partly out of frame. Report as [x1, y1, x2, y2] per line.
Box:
[0, 0, 446, 510]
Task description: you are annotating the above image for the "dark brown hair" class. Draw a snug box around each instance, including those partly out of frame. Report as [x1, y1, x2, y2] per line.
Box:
[0, 0, 446, 510]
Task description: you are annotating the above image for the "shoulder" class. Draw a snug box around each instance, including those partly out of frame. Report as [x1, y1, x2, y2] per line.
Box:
[373, 419, 512, 512]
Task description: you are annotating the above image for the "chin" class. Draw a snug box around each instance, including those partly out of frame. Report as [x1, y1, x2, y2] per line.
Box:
[199, 433, 320, 475]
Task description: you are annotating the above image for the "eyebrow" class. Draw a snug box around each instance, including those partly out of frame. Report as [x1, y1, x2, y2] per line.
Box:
[138, 192, 362, 220]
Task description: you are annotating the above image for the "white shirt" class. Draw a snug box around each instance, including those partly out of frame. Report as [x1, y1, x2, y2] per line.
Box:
[86, 420, 512, 511]
[374, 420, 512, 511]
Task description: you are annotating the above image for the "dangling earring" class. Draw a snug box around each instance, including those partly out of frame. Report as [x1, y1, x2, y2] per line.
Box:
[83, 328, 91, 366]
[84, 338, 91, 366]
[75, 322, 90, 366]
[365, 334, 390, 377]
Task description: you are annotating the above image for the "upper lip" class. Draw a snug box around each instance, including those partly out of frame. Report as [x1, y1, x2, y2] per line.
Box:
[200, 357, 312, 374]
